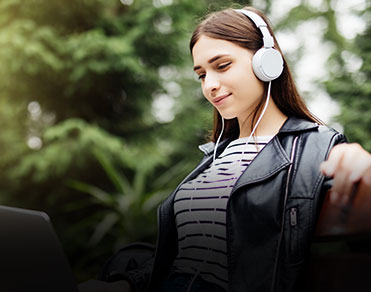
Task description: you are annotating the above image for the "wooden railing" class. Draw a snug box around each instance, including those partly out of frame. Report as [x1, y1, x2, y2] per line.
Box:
[315, 180, 371, 239]
[308, 180, 371, 292]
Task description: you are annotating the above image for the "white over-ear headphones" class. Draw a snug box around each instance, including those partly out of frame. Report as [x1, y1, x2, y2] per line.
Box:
[235, 9, 284, 82]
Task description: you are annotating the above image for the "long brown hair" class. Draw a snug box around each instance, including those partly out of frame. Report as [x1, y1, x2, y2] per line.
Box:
[190, 6, 322, 142]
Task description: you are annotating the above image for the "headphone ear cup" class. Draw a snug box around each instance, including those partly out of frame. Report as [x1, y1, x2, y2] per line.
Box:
[252, 48, 284, 82]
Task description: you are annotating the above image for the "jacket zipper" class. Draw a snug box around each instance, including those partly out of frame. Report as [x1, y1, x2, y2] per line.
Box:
[270, 136, 299, 292]
[289, 207, 298, 259]
[290, 207, 297, 226]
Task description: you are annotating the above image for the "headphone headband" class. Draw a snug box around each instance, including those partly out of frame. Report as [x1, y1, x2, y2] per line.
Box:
[235, 9, 274, 48]
[234, 9, 284, 82]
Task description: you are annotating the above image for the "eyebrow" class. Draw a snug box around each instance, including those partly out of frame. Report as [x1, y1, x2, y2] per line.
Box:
[193, 54, 231, 71]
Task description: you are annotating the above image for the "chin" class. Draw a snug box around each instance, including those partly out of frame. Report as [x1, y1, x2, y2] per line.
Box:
[219, 112, 237, 120]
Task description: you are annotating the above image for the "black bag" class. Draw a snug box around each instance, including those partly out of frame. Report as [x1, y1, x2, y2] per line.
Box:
[99, 242, 155, 283]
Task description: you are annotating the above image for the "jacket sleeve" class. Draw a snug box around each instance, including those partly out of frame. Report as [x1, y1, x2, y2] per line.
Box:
[321, 132, 348, 193]
[99, 242, 155, 292]
[313, 131, 347, 227]
[124, 258, 154, 292]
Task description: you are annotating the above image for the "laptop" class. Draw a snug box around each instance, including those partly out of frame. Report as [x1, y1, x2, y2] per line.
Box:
[0, 205, 80, 292]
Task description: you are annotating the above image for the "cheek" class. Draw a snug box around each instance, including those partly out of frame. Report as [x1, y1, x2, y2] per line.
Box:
[201, 84, 210, 101]
[226, 64, 253, 88]
[240, 68, 264, 92]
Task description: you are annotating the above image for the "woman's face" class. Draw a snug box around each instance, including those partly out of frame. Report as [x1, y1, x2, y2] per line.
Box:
[192, 35, 265, 122]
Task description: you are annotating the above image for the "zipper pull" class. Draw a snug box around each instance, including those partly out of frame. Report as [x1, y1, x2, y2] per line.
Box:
[290, 208, 297, 226]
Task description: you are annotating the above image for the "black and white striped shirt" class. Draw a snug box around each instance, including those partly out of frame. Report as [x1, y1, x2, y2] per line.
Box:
[172, 136, 273, 290]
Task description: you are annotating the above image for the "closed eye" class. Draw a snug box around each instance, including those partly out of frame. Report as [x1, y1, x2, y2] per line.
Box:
[217, 62, 231, 70]
[196, 61, 231, 80]
[198, 73, 206, 80]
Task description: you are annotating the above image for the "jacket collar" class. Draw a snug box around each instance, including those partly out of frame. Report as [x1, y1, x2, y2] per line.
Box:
[198, 116, 318, 155]
[278, 116, 318, 133]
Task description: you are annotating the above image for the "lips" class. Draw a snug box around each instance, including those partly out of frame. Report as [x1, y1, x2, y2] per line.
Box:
[212, 93, 231, 106]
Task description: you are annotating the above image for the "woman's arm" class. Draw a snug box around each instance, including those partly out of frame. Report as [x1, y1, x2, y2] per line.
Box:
[320, 143, 371, 204]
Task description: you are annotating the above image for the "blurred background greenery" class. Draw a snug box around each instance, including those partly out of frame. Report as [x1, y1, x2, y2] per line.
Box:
[0, 0, 369, 282]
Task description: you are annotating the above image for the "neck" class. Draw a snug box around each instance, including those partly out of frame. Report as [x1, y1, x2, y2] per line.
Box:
[237, 97, 287, 138]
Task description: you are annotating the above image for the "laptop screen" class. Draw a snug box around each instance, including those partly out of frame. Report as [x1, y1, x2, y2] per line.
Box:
[0, 205, 79, 292]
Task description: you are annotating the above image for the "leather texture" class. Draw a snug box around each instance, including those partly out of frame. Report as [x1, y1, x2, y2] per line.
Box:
[125, 117, 346, 292]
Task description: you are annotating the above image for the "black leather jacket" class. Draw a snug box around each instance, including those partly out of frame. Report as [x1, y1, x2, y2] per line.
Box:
[124, 117, 346, 292]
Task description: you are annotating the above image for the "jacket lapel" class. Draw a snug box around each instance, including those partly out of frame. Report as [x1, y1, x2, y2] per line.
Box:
[233, 135, 291, 191]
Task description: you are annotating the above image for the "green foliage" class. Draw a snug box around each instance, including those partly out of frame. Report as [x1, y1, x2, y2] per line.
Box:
[275, 5, 320, 30]
[9, 119, 131, 182]
[276, 1, 370, 151]
[325, 12, 371, 151]
[67, 148, 191, 247]
[0, 99, 28, 166]
[0, 0, 229, 280]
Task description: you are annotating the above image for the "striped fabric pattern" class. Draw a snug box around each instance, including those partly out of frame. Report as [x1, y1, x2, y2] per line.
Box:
[171, 136, 273, 291]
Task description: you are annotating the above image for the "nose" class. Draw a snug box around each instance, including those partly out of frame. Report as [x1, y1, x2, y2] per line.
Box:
[203, 73, 220, 97]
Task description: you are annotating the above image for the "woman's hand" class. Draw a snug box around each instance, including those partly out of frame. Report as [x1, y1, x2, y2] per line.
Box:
[78, 280, 131, 292]
[320, 143, 371, 204]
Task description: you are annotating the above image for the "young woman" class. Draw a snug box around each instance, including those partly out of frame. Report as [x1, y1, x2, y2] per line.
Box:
[79, 6, 371, 292]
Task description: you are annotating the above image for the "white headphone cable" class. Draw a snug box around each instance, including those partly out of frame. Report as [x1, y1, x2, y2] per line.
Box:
[212, 81, 271, 163]
[213, 117, 225, 162]
[186, 81, 271, 292]
[237, 80, 271, 164]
